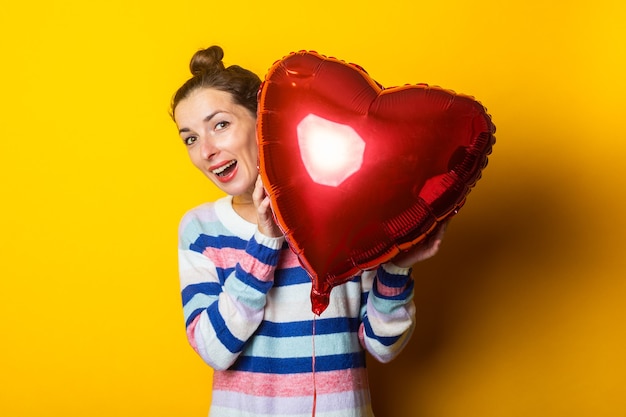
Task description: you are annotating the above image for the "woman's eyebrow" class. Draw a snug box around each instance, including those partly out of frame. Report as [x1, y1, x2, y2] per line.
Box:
[178, 110, 224, 134]
[203, 110, 223, 124]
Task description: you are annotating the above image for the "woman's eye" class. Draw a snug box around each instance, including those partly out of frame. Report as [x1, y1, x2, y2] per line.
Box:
[184, 136, 197, 146]
[215, 121, 230, 130]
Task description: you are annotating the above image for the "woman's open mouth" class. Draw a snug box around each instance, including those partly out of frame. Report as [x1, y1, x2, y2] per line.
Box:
[211, 160, 237, 179]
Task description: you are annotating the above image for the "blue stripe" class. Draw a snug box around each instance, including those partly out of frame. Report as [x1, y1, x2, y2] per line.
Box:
[361, 290, 369, 306]
[247, 235, 280, 265]
[231, 352, 365, 374]
[273, 267, 311, 287]
[207, 303, 245, 353]
[362, 316, 402, 346]
[181, 282, 222, 305]
[183, 293, 214, 325]
[190, 233, 248, 253]
[377, 267, 412, 288]
[234, 263, 274, 294]
[216, 267, 234, 285]
[185, 307, 206, 327]
[255, 317, 360, 338]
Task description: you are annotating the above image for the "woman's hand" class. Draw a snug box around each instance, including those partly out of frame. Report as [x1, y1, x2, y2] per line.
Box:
[252, 175, 283, 238]
[391, 221, 448, 268]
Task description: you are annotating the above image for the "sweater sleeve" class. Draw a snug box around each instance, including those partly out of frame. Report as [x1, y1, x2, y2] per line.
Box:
[360, 262, 416, 363]
[178, 212, 284, 370]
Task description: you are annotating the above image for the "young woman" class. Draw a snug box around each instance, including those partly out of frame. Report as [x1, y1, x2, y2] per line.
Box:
[172, 45, 445, 417]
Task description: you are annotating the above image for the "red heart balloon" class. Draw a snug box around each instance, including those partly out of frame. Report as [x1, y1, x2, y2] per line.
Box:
[258, 51, 495, 315]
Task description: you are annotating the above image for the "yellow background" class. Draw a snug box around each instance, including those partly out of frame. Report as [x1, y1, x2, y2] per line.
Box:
[1, 1, 625, 416]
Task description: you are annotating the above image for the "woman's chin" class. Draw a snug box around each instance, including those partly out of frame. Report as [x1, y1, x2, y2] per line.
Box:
[216, 180, 254, 199]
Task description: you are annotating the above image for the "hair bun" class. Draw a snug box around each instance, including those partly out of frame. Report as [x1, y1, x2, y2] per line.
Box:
[189, 45, 225, 76]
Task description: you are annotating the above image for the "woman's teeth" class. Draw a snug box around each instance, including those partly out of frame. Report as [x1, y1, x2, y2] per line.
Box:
[212, 160, 236, 176]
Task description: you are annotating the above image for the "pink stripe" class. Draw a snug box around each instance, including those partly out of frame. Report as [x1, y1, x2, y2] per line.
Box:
[278, 247, 302, 269]
[239, 254, 274, 282]
[202, 246, 245, 269]
[186, 315, 202, 354]
[375, 279, 410, 297]
[203, 244, 300, 270]
[213, 368, 369, 397]
[358, 323, 366, 349]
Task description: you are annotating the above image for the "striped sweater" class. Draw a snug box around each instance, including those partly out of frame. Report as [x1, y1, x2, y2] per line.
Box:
[178, 196, 416, 417]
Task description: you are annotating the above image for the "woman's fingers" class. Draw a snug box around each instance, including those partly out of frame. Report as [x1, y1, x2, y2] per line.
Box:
[254, 175, 282, 238]
[252, 175, 266, 207]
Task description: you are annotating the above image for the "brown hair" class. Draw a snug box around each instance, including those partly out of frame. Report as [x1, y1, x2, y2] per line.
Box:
[171, 45, 261, 118]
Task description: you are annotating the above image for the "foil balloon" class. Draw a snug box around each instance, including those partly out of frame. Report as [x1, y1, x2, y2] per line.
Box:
[257, 51, 495, 315]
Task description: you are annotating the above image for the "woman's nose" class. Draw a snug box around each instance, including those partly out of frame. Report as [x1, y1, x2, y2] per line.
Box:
[200, 136, 218, 160]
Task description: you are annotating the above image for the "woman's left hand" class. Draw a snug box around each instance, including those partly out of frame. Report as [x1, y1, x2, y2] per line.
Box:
[391, 221, 448, 268]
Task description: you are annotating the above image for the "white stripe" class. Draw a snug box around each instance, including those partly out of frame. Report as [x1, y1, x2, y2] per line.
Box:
[194, 313, 238, 370]
[363, 324, 414, 364]
[366, 296, 416, 337]
[179, 249, 219, 287]
[263, 281, 366, 323]
[210, 389, 373, 417]
[217, 290, 264, 341]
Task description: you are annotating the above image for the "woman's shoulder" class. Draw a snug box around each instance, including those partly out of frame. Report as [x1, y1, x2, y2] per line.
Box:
[180, 201, 219, 223]
[178, 198, 227, 240]
[179, 195, 256, 240]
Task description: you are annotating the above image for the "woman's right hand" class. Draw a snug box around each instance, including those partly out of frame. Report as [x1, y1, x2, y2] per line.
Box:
[252, 175, 283, 238]
[391, 220, 448, 268]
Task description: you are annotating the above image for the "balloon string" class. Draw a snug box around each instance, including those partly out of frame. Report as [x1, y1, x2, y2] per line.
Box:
[312, 314, 317, 417]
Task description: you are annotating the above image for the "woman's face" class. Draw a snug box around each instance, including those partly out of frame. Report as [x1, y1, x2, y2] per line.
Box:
[174, 88, 258, 198]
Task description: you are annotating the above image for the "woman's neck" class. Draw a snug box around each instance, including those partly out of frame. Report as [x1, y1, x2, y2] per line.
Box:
[231, 194, 257, 225]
